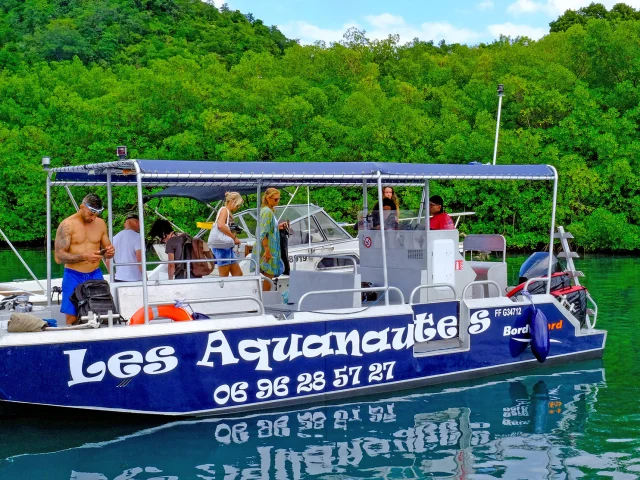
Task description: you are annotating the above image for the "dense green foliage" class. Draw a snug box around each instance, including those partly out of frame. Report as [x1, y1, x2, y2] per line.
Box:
[0, 1, 639, 251]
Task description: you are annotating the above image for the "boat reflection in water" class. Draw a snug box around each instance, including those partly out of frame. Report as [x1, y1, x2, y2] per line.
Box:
[1, 363, 605, 479]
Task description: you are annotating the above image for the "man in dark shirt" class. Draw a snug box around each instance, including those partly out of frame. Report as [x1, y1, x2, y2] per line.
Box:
[149, 219, 189, 279]
[165, 232, 189, 279]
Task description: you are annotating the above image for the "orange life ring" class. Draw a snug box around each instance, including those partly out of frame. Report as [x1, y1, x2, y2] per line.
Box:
[129, 305, 193, 325]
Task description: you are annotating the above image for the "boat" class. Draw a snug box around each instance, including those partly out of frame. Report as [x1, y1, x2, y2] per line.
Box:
[0, 154, 606, 416]
[0, 363, 606, 478]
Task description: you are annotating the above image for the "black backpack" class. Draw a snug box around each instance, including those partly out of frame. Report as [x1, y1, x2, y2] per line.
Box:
[69, 280, 118, 324]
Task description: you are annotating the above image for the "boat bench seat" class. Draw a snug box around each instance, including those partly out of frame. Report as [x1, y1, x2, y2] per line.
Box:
[113, 276, 263, 320]
[288, 270, 362, 311]
[467, 261, 507, 298]
[463, 234, 507, 298]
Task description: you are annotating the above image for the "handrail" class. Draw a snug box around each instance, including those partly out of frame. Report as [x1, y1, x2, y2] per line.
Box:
[114, 257, 256, 267]
[297, 286, 405, 311]
[260, 275, 275, 290]
[523, 276, 551, 292]
[461, 280, 502, 299]
[292, 253, 357, 271]
[147, 296, 265, 315]
[116, 274, 264, 289]
[585, 291, 598, 330]
[409, 283, 457, 304]
[115, 257, 259, 280]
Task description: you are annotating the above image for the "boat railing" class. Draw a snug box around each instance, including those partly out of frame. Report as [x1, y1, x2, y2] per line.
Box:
[523, 276, 550, 292]
[115, 256, 258, 279]
[461, 280, 502, 299]
[147, 296, 265, 316]
[524, 276, 599, 330]
[297, 286, 405, 312]
[585, 291, 598, 329]
[409, 283, 457, 304]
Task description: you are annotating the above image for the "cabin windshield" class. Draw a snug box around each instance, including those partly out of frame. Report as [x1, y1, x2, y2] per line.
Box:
[359, 209, 428, 231]
[235, 204, 351, 242]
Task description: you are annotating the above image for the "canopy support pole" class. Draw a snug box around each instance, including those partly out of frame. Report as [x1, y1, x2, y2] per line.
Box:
[46, 172, 52, 305]
[425, 181, 430, 231]
[106, 170, 114, 284]
[546, 167, 559, 294]
[362, 179, 368, 226]
[307, 186, 312, 250]
[133, 161, 149, 324]
[64, 186, 79, 210]
[255, 181, 262, 278]
[376, 173, 389, 306]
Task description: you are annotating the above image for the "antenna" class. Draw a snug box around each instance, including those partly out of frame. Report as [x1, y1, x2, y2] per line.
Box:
[492, 84, 504, 165]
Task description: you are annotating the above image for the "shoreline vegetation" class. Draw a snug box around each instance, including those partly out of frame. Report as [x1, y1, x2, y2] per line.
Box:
[0, 1, 639, 252]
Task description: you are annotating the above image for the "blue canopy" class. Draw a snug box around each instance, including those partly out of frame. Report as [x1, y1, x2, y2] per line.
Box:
[145, 185, 263, 203]
[51, 160, 556, 187]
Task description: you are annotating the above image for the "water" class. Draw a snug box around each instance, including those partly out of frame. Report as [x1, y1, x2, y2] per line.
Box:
[0, 249, 639, 479]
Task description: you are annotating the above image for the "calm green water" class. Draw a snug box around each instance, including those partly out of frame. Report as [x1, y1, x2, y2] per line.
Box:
[0, 249, 639, 479]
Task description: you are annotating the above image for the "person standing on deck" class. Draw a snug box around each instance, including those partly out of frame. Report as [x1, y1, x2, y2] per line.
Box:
[211, 192, 243, 277]
[54, 193, 114, 325]
[257, 188, 287, 291]
[148, 219, 189, 280]
[107, 213, 143, 282]
[429, 195, 455, 230]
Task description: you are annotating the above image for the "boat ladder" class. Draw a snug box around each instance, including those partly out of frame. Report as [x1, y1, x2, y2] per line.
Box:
[555, 226, 598, 329]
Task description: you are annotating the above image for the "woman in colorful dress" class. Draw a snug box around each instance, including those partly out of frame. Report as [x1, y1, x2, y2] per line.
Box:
[213, 191, 244, 277]
[257, 188, 285, 291]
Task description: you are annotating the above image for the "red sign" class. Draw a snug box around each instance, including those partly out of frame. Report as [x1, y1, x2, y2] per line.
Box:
[363, 236, 372, 248]
[455, 260, 463, 270]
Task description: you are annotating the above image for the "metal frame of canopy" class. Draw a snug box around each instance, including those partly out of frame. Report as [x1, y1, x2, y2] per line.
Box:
[44, 158, 558, 323]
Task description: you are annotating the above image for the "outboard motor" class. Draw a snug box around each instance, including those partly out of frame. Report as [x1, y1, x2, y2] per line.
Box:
[518, 252, 561, 284]
[510, 252, 589, 328]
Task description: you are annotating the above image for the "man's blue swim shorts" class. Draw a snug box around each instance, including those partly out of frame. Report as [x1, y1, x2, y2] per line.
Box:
[60, 268, 104, 316]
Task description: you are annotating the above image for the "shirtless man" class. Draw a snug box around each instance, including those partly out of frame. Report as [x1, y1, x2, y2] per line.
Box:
[54, 193, 115, 325]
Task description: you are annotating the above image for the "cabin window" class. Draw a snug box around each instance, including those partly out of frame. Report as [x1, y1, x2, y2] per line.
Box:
[316, 255, 360, 270]
[288, 217, 323, 246]
[314, 211, 350, 241]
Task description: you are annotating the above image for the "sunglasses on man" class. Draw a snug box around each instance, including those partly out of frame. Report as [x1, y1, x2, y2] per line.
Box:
[84, 203, 104, 215]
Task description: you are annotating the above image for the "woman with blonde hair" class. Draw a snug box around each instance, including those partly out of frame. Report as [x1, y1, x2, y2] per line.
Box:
[210, 191, 243, 277]
[257, 188, 285, 290]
